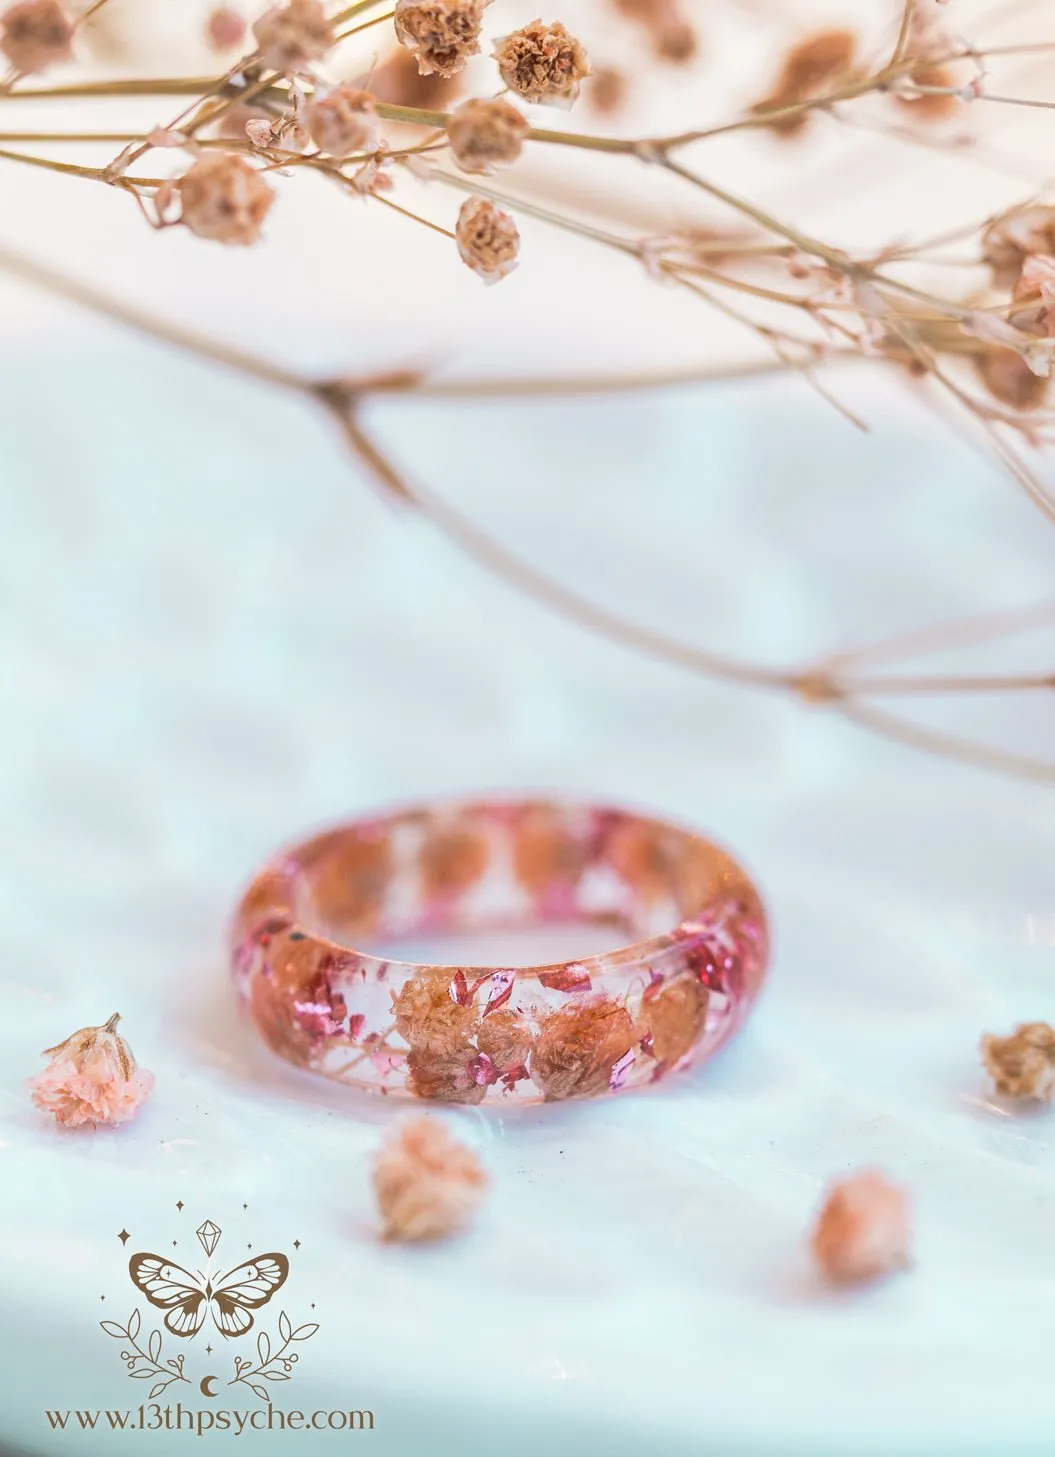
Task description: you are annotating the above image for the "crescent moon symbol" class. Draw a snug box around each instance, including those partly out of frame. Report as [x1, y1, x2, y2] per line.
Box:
[200, 1375, 218, 1398]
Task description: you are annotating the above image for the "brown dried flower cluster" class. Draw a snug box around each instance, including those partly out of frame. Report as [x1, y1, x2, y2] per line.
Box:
[393, 0, 489, 79]
[754, 29, 857, 138]
[447, 96, 529, 174]
[982, 205, 1055, 292]
[811, 1170, 911, 1284]
[974, 347, 1050, 413]
[252, 0, 333, 74]
[642, 974, 708, 1065]
[373, 1117, 488, 1241]
[530, 994, 635, 1100]
[494, 20, 590, 107]
[981, 1021, 1055, 1101]
[307, 85, 378, 157]
[456, 196, 520, 283]
[177, 154, 275, 246]
[0, 0, 72, 75]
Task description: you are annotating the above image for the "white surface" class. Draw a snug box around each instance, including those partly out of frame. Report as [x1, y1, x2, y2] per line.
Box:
[2, 337, 1055, 1455]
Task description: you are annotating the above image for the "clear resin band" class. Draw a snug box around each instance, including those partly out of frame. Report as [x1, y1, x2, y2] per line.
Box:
[231, 799, 769, 1105]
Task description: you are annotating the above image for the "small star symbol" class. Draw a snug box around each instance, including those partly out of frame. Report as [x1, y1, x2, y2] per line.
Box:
[176, 1201, 184, 1212]
[172, 1241, 178, 1247]
[100, 1295, 106, 1302]
[247, 1243, 252, 1250]
[118, 1230, 130, 1245]
[206, 1344, 213, 1356]
[293, 1240, 301, 1251]
[310, 1303, 316, 1311]
[242, 1204, 248, 1211]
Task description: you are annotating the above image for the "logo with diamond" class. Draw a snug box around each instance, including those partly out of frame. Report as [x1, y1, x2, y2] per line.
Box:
[99, 1209, 319, 1402]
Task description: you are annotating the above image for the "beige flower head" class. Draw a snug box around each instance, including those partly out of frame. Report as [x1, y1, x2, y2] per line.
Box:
[811, 1170, 911, 1284]
[177, 153, 275, 246]
[982, 205, 1055, 291]
[27, 1012, 155, 1129]
[373, 1117, 488, 1241]
[448, 96, 528, 174]
[981, 1021, 1055, 1101]
[252, 0, 333, 74]
[394, 0, 489, 80]
[307, 85, 378, 156]
[530, 994, 635, 1100]
[494, 20, 590, 107]
[0, 0, 72, 75]
[456, 195, 520, 283]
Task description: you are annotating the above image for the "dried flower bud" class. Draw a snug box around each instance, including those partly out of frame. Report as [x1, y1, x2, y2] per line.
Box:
[974, 346, 1050, 413]
[896, 62, 959, 120]
[245, 112, 309, 151]
[0, 0, 72, 75]
[27, 1012, 155, 1128]
[811, 1170, 911, 1284]
[306, 85, 378, 155]
[982, 205, 1055, 291]
[494, 20, 590, 107]
[455, 195, 520, 283]
[206, 5, 246, 51]
[642, 973, 709, 1065]
[393, 967, 477, 1055]
[373, 1116, 488, 1240]
[447, 96, 528, 173]
[754, 28, 857, 138]
[531, 994, 635, 1100]
[981, 1021, 1055, 1101]
[394, 0, 488, 79]
[252, 0, 332, 74]
[372, 41, 463, 109]
[587, 65, 627, 116]
[654, 19, 696, 64]
[177, 153, 275, 245]
[475, 1008, 534, 1074]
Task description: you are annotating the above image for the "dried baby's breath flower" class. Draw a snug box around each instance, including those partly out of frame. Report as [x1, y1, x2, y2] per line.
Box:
[373, 1116, 488, 1240]
[642, 973, 708, 1065]
[306, 85, 378, 156]
[494, 20, 590, 108]
[982, 205, 1055, 291]
[0, 0, 72, 75]
[587, 65, 627, 116]
[475, 1008, 533, 1074]
[981, 1021, 1055, 1101]
[206, 6, 246, 52]
[27, 1012, 155, 1128]
[393, 967, 477, 1055]
[245, 111, 309, 152]
[531, 994, 635, 1100]
[177, 153, 275, 245]
[975, 346, 1050, 412]
[456, 196, 520, 283]
[1011, 256, 1055, 339]
[896, 62, 960, 121]
[447, 96, 528, 174]
[372, 42, 463, 109]
[419, 821, 490, 898]
[393, 0, 488, 80]
[755, 28, 857, 138]
[252, 0, 332, 74]
[655, 18, 696, 64]
[512, 805, 587, 895]
[406, 1046, 486, 1102]
[811, 1170, 911, 1284]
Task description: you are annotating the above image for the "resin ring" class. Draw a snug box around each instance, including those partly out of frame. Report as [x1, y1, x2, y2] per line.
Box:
[230, 799, 769, 1105]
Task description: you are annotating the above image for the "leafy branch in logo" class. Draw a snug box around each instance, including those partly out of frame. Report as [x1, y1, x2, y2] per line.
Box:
[100, 1309, 191, 1400]
[228, 1310, 320, 1402]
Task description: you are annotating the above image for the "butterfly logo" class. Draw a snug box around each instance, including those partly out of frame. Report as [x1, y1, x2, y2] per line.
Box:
[128, 1252, 289, 1339]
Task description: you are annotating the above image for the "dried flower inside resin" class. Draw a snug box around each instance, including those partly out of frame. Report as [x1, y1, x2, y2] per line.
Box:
[307, 85, 378, 156]
[531, 994, 635, 1100]
[177, 154, 275, 245]
[419, 821, 490, 899]
[206, 5, 246, 52]
[475, 1008, 534, 1075]
[981, 1021, 1055, 1101]
[494, 20, 590, 107]
[606, 817, 675, 904]
[512, 805, 587, 897]
[811, 1170, 910, 1284]
[405, 1047, 486, 1102]
[975, 346, 1050, 413]
[754, 29, 857, 138]
[27, 1013, 155, 1129]
[642, 973, 708, 1065]
[252, 0, 332, 74]
[394, 0, 488, 79]
[456, 196, 520, 284]
[393, 967, 478, 1055]
[374, 1117, 488, 1240]
[447, 96, 529, 174]
[0, 0, 73, 75]
[982, 205, 1055, 291]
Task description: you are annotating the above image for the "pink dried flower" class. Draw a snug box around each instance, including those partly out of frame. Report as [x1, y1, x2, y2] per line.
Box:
[811, 1170, 911, 1284]
[975, 347, 1050, 413]
[587, 65, 627, 116]
[981, 1021, 1055, 1101]
[245, 112, 310, 152]
[206, 6, 246, 52]
[392, 967, 477, 1055]
[0, 0, 72, 75]
[373, 1116, 488, 1240]
[177, 153, 275, 245]
[530, 994, 636, 1100]
[447, 96, 528, 173]
[394, 0, 489, 79]
[456, 195, 520, 283]
[27, 1012, 154, 1129]
[982, 205, 1055, 290]
[494, 20, 590, 107]
[252, 0, 332, 74]
[306, 84, 377, 156]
